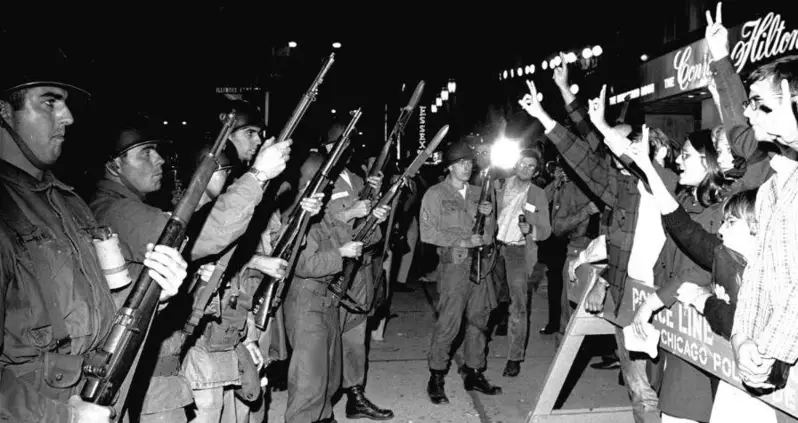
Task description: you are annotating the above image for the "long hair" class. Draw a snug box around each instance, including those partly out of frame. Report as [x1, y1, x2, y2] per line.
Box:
[687, 129, 733, 207]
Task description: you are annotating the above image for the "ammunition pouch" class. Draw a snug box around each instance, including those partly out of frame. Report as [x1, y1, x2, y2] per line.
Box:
[233, 343, 261, 403]
[202, 290, 252, 352]
[18, 351, 86, 402]
[439, 247, 470, 265]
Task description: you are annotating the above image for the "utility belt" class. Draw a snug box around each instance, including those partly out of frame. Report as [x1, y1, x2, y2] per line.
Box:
[201, 288, 253, 352]
[438, 245, 494, 265]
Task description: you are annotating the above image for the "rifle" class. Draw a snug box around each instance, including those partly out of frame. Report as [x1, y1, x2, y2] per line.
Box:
[357, 80, 424, 206]
[182, 55, 334, 336]
[328, 125, 449, 312]
[469, 167, 494, 285]
[251, 108, 363, 330]
[80, 112, 239, 408]
[260, 52, 335, 194]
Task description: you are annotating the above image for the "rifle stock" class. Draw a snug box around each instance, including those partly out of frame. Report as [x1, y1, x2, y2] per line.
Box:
[250, 109, 362, 330]
[470, 167, 493, 284]
[80, 112, 238, 408]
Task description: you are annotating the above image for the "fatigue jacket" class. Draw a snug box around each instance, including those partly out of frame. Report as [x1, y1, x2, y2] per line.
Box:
[419, 179, 496, 248]
[0, 160, 116, 423]
[88, 173, 265, 413]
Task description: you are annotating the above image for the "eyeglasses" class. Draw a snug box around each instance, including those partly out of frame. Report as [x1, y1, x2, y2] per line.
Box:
[517, 163, 538, 170]
[474, 150, 490, 156]
[743, 94, 797, 114]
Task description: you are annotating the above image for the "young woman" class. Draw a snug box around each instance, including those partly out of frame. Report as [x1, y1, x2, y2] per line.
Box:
[625, 126, 779, 423]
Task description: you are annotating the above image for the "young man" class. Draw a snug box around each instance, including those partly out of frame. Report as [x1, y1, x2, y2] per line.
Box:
[492, 149, 551, 377]
[420, 140, 502, 404]
[0, 47, 186, 423]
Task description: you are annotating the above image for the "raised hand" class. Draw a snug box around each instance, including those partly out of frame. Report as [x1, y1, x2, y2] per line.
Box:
[705, 2, 729, 60]
[518, 80, 544, 118]
[552, 52, 569, 88]
[587, 85, 608, 127]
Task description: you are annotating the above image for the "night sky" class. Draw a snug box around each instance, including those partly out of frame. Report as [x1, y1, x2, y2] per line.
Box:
[1, 0, 783, 185]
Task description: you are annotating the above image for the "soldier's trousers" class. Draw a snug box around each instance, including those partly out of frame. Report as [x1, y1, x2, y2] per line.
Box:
[284, 279, 341, 423]
[428, 260, 492, 371]
[339, 259, 375, 389]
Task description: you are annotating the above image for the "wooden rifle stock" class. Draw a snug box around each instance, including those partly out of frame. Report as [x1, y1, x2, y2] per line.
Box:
[470, 167, 493, 284]
[250, 109, 362, 330]
[80, 112, 238, 408]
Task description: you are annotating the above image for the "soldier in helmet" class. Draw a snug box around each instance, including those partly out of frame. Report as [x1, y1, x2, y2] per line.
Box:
[88, 110, 292, 422]
[420, 139, 502, 405]
[319, 122, 395, 420]
[181, 140, 324, 423]
[0, 46, 188, 422]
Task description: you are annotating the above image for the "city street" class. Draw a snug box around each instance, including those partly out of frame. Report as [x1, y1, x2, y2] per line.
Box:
[266, 276, 630, 422]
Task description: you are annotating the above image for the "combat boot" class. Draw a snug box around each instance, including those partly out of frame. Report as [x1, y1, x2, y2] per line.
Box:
[462, 366, 502, 395]
[427, 369, 449, 404]
[345, 385, 394, 420]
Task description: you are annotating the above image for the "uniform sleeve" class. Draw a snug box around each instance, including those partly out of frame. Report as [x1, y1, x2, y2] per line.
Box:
[528, 186, 551, 242]
[0, 239, 73, 423]
[189, 174, 264, 260]
[293, 224, 344, 280]
[419, 189, 469, 247]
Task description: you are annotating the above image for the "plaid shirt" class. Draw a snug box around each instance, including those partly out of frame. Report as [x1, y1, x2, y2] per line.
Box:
[547, 100, 677, 314]
[733, 157, 798, 362]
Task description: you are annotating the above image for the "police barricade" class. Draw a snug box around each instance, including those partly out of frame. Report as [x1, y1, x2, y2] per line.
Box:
[526, 264, 634, 423]
[527, 264, 798, 422]
[616, 279, 798, 418]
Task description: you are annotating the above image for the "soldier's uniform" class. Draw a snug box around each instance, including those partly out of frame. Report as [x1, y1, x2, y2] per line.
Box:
[326, 167, 394, 420]
[0, 51, 119, 422]
[90, 118, 268, 422]
[419, 141, 501, 404]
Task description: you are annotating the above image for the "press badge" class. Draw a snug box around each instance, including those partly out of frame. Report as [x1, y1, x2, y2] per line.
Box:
[331, 191, 349, 201]
[524, 203, 537, 213]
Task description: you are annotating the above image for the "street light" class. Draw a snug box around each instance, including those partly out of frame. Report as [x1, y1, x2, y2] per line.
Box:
[441, 90, 449, 101]
[288, 41, 297, 48]
[332, 42, 341, 49]
[435, 97, 443, 107]
[331, 109, 336, 114]
[182, 121, 187, 125]
[163, 120, 168, 125]
[448, 80, 456, 93]
[431, 105, 438, 113]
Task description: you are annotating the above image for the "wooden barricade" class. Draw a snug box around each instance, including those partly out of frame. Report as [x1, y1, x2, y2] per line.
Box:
[527, 264, 798, 421]
[525, 264, 634, 423]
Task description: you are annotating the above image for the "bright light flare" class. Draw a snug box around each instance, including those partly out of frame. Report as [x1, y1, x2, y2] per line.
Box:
[288, 41, 297, 48]
[491, 137, 522, 169]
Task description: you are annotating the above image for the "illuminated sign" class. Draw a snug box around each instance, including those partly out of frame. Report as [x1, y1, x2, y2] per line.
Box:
[731, 12, 798, 73]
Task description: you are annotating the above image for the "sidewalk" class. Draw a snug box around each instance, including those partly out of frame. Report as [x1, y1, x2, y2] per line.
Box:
[266, 280, 629, 422]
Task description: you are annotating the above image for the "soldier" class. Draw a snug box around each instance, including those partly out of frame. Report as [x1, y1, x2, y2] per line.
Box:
[420, 140, 502, 404]
[182, 141, 323, 423]
[0, 48, 187, 422]
[321, 123, 394, 420]
[89, 112, 291, 422]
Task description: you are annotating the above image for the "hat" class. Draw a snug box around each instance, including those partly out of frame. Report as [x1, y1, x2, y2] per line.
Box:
[443, 141, 474, 167]
[220, 100, 265, 133]
[107, 115, 170, 160]
[1, 43, 90, 99]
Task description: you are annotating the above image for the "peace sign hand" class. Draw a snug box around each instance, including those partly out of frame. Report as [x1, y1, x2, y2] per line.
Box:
[552, 52, 569, 89]
[705, 2, 729, 60]
[518, 80, 545, 118]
